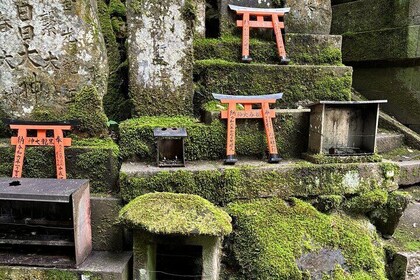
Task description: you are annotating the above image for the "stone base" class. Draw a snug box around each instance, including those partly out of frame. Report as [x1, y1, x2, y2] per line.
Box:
[194, 34, 342, 65]
[302, 153, 382, 164]
[397, 160, 420, 186]
[0, 251, 132, 280]
[0, 138, 119, 193]
[376, 132, 405, 154]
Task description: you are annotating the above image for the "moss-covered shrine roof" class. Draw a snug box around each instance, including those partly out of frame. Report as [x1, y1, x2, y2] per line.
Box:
[119, 192, 232, 236]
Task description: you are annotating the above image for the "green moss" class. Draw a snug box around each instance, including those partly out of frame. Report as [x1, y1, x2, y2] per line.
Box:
[121, 162, 396, 205]
[67, 86, 108, 137]
[224, 198, 386, 279]
[303, 153, 382, 164]
[193, 60, 352, 112]
[0, 138, 119, 193]
[119, 192, 232, 236]
[0, 268, 79, 280]
[345, 189, 389, 214]
[109, 0, 126, 17]
[182, 0, 196, 22]
[314, 195, 344, 213]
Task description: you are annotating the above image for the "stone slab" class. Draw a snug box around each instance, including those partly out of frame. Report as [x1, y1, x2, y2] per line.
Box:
[0, 251, 132, 280]
[332, 0, 420, 34]
[0, 0, 108, 118]
[120, 160, 399, 204]
[194, 34, 342, 65]
[127, 0, 195, 116]
[341, 25, 420, 62]
[91, 196, 125, 251]
[376, 132, 405, 154]
[397, 160, 420, 186]
[390, 252, 420, 280]
[219, 0, 332, 35]
[194, 61, 352, 111]
[352, 66, 420, 133]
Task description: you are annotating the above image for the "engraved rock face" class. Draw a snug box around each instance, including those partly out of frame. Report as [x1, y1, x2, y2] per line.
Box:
[0, 0, 108, 118]
[127, 0, 194, 116]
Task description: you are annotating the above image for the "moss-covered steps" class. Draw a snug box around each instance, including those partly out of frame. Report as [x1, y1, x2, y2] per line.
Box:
[120, 160, 400, 205]
[193, 60, 352, 111]
[0, 251, 132, 280]
[0, 138, 119, 194]
[194, 34, 343, 65]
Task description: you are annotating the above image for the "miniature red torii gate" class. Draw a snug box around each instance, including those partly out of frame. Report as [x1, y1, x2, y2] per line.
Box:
[213, 93, 283, 164]
[229, 5, 290, 63]
[7, 120, 73, 179]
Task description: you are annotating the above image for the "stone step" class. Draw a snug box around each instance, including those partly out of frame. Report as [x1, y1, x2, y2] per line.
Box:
[193, 60, 352, 112]
[120, 160, 399, 204]
[194, 34, 343, 65]
[0, 138, 119, 194]
[0, 251, 132, 280]
[397, 160, 420, 186]
[376, 132, 405, 153]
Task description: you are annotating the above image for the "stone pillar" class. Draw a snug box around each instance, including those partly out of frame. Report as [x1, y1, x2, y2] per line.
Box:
[127, 0, 195, 116]
[219, 0, 332, 35]
[0, 0, 108, 118]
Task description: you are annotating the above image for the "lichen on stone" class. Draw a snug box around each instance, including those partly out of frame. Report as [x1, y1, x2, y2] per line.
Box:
[119, 192, 232, 236]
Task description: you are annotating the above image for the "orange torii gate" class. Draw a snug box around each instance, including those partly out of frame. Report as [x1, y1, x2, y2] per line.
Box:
[212, 93, 283, 164]
[7, 120, 73, 179]
[229, 5, 290, 63]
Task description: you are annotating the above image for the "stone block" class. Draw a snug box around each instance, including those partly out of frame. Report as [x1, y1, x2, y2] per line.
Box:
[127, 0, 195, 116]
[219, 0, 332, 35]
[332, 0, 420, 34]
[194, 34, 342, 65]
[397, 160, 420, 186]
[91, 196, 125, 251]
[341, 26, 420, 62]
[0, 0, 108, 119]
[390, 252, 420, 280]
[376, 132, 405, 154]
[352, 66, 420, 133]
[194, 61, 352, 111]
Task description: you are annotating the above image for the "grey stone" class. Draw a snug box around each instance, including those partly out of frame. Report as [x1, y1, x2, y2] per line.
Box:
[297, 249, 346, 279]
[127, 0, 195, 116]
[376, 132, 405, 154]
[90, 196, 125, 252]
[398, 161, 420, 186]
[353, 66, 420, 134]
[219, 0, 332, 35]
[0, 0, 108, 118]
[390, 252, 420, 280]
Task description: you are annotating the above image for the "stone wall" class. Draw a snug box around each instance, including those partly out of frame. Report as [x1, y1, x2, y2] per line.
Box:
[0, 0, 108, 119]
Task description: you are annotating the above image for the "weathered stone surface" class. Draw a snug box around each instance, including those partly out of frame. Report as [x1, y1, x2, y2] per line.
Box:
[297, 249, 346, 280]
[0, 0, 108, 118]
[341, 26, 420, 62]
[352, 66, 420, 133]
[195, 0, 206, 37]
[220, 0, 332, 35]
[376, 132, 405, 154]
[194, 34, 342, 65]
[91, 196, 125, 251]
[0, 251, 132, 280]
[397, 161, 420, 186]
[332, 0, 420, 34]
[127, 0, 195, 116]
[390, 252, 420, 280]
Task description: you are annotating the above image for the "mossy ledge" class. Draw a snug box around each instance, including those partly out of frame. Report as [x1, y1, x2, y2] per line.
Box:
[0, 138, 119, 193]
[194, 34, 342, 65]
[193, 60, 352, 112]
[119, 114, 309, 161]
[120, 161, 400, 205]
[223, 198, 386, 279]
[119, 192, 232, 236]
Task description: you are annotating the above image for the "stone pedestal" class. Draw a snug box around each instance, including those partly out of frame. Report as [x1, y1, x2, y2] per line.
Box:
[127, 0, 195, 116]
[0, 0, 108, 118]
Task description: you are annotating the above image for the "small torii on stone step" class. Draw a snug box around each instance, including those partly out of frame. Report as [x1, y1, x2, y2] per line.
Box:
[229, 4, 290, 64]
[212, 93, 283, 165]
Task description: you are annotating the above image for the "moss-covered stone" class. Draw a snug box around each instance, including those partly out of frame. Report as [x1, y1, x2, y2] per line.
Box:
[193, 34, 342, 65]
[0, 138, 119, 194]
[193, 60, 352, 112]
[313, 195, 344, 213]
[341, 26, 420, 62]
[223, 198, 386, 279]
[119, 192, 232, 236]
[120, 161, 399, 205]
[344, 189, 389, 214]
[119, 113, 309, 161]
[0, 268, 79, 280]
[302, 153, 383, 164]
